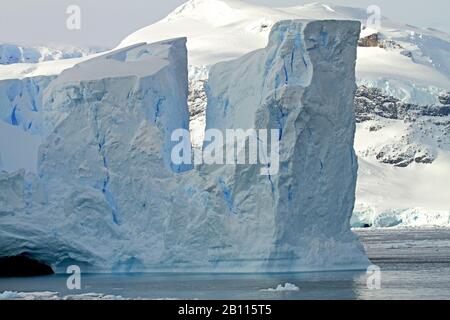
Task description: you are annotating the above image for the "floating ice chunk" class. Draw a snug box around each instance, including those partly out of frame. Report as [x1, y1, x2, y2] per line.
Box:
[261, 283, 300, 292]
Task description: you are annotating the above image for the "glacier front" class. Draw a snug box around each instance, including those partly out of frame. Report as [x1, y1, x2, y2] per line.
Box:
[0, 20, 369, 273]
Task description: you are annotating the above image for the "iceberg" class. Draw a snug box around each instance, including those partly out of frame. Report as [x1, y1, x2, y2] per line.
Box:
[201, 20, 368, 272]
[0, 20, 369, 273]
[1, 0, 448, 233]
[1, 38, 195, 272]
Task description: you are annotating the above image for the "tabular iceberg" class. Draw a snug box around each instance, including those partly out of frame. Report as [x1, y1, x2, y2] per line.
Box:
[0, 20, 369, 273]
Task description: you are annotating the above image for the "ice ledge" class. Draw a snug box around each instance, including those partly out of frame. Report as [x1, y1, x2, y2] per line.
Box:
[47, 38, 187, 88]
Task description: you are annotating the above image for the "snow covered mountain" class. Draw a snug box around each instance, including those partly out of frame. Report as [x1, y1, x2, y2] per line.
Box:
[120, 0, 450, 105]
[0, 21, 369, 272]
[0, 44, 103, 65]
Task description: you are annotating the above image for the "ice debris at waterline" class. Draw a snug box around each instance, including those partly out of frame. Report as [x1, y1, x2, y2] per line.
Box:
[0, 20, 369, 273]
[260, 283, 300, 292]
[0, 291, 135, 300]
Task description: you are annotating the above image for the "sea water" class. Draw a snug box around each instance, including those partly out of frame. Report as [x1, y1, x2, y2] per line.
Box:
[1, 228, 449, 300]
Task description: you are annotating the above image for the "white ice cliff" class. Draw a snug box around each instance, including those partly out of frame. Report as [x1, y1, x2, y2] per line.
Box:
[202, 20, 368, 271]
[0, 53, 100, 173]
[0, 21, 369, 273]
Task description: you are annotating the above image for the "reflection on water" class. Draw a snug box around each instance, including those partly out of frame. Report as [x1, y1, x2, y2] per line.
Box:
[1, 228, 450, 300]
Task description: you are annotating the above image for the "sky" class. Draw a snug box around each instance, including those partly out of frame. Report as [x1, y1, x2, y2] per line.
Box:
[1, 0, 449, 48]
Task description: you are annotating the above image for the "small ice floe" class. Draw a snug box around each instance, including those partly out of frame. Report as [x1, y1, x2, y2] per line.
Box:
[260, 283, 300, 292]
[63, 293, 128, 300]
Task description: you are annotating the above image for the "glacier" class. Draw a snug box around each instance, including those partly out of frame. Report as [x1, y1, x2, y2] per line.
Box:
[0, 43, 101, 65]
[0, 20, 369, 273]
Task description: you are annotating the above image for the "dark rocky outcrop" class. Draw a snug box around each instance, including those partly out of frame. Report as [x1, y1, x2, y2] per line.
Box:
[375, 147, 434, 167]
[355, 86, 450, 122]
[355, 86, 449, 168]
[358, 33, 380, 47]
[439, 92, 450, 105]
[358, 33, 403, 50]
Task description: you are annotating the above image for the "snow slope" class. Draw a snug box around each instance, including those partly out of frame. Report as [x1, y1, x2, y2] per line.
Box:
[353, 99, 450, 228]
[354, 157, 450, 228]
[350, 85, 450, 228]
[120, 0, 450, 104]
[0, 55, 101, 81]
[356, 47, 449, 105]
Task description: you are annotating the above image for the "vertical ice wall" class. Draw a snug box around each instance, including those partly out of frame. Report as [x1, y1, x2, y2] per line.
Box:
[204, 20, 369, 271]
[0, 39, 197, 271]
[0, 76, 53, 135]
[0, 76, 54, 173]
